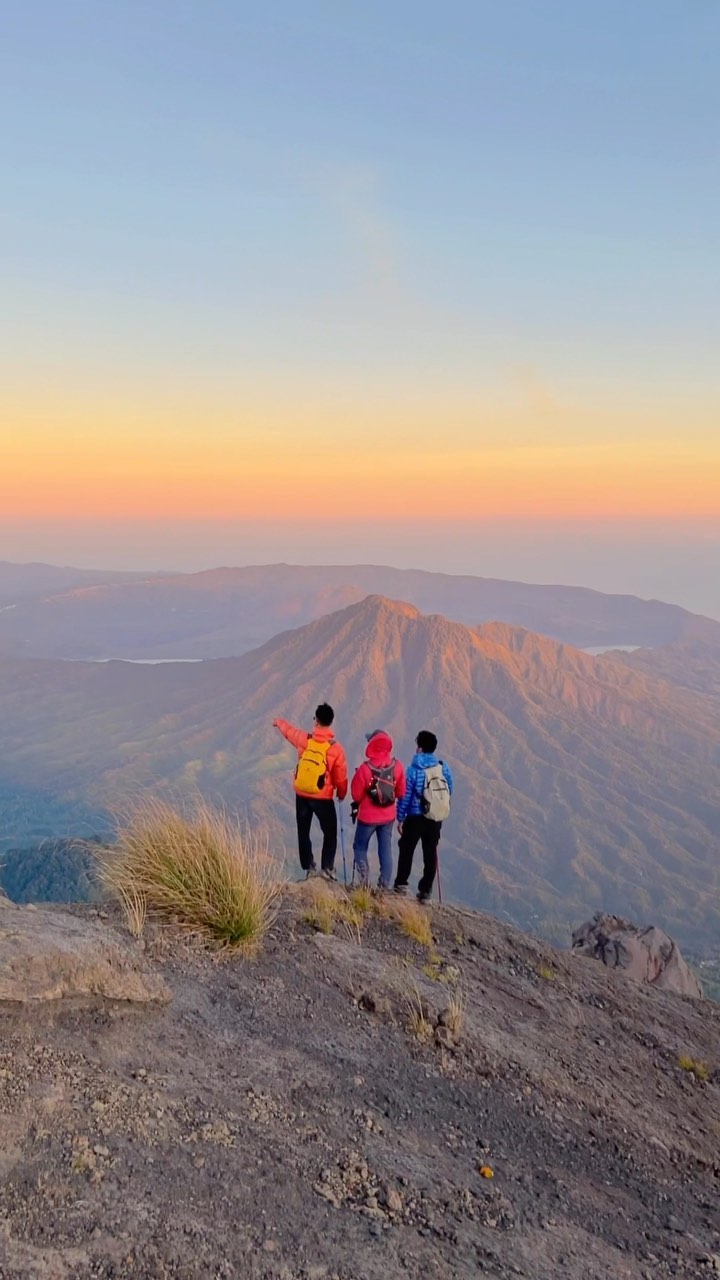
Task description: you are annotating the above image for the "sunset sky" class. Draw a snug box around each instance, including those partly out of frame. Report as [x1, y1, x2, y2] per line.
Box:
[1, 2, 718, 612]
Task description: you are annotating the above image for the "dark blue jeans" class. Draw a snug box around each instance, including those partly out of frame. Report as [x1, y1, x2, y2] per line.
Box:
[353, 819, 394, 889]
[295, 795, 337, 872]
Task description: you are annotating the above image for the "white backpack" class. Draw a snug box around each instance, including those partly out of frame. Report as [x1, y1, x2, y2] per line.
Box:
[422, 763, 451, 821]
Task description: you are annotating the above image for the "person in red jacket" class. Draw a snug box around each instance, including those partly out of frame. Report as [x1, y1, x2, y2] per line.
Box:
[273, 703, 348, 880]
[350, 730, 406, 891]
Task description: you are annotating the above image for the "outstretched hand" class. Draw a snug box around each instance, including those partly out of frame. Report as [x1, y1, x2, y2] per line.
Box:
[272, 718, 279, 728]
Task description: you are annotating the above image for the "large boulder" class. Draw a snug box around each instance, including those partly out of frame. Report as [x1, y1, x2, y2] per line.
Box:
[0, 902, 170, 1004]
[571, 913, 702, 999]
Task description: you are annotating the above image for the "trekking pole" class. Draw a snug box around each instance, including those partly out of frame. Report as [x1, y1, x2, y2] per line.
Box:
[436, 844, 443, 904]
[338, 802, 348, 887]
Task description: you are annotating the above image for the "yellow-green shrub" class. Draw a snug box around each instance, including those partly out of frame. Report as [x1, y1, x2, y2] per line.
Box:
[98, 796, 279, 950]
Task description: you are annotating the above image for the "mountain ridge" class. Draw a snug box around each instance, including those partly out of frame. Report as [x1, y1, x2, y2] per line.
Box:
[0, 594, 719, 944]
[2, 560, 719, 660]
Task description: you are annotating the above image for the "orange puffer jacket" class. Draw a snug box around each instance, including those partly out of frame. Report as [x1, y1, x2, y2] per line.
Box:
[274, 719, 348, 801]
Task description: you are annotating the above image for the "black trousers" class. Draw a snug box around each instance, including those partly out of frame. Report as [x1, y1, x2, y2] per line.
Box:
[295, 795, 337, 872]
[395, 815, 441, 896]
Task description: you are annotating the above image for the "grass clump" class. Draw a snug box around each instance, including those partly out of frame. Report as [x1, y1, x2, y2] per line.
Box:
[302, 881, 363, 938]
[302, 898, 337, 935]
[349, 885, 375, 915]
[404, 983, 432, 1042]
[537, 962, 556, 981]
[443, 990, 464, 1038]
[115, 885, 147, 939]
[381, 897, 434, 947]
[678, 1054, 709, 1081]
[97, 796, 279, 951]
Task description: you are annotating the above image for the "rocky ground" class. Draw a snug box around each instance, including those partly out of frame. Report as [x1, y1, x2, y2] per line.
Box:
[0, 883, 719, 1280]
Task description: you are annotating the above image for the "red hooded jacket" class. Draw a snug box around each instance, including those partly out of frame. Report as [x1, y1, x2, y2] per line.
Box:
[351, 731, 406, 825]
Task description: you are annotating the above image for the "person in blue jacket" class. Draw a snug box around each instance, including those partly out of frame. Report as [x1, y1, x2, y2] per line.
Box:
[393, 730, 453, 903]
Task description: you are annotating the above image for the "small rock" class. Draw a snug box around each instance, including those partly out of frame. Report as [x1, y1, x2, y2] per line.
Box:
[315, 1184, 339, 1206]
[358, 991, 390, 1015]
[262, 1240, 278, 1253]
[435, 1026, 455, 1050]
[384, 1187, 403, 1214]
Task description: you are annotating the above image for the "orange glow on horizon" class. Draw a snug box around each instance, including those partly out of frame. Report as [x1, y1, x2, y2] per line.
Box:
[3, 389, 719, 523]
[4, 443, 719, 522]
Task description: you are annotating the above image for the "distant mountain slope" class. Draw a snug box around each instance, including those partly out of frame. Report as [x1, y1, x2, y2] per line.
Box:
[0, 596, 719, 944]
[0, 839, 103, 903]
[1, 562, 719, 659]
[610, 638, 720, 702]
[0, 560, 150, 605]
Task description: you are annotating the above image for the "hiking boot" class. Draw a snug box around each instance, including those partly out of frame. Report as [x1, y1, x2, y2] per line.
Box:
[393, 885, 408, 896]
[303, 867, 319, 880]
[321, 869, 337, 883]
[416, 891, 431, 905]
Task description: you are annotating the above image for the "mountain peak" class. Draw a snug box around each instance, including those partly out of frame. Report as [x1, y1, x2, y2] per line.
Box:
[343, 593, 422, 621]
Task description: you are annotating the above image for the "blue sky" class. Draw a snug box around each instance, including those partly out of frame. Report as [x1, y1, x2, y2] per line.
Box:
[1, 1, 719, 614]
[3, 0, 718, 383]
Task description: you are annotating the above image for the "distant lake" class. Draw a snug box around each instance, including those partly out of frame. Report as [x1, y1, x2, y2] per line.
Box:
[84, 658, 204, 664]
[583, 644, 643, 656]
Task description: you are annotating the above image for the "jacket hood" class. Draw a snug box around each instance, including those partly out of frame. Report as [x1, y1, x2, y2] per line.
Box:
[365, 730, 394, 764]
[413, 751, 439, 767]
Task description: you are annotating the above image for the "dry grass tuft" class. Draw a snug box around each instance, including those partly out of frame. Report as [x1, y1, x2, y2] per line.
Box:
[537, 962, 556, 982]
[302, 899, 336, 934]
[114, 884, 147, 938]
[97, 796, 280, 951]
[444, 990, 464, 1037]
[302, 882, 363, 938]
[404, 983, 432, 1041]
[678, 1054, 709, 1081]
[384, 899, 434, 947]
[349, 885, 375, 915]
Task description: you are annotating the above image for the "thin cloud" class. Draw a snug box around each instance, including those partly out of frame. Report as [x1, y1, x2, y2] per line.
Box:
[508, 363, 573, 417]
[300, 158, 418, 313]
[330, 163, 399, 289]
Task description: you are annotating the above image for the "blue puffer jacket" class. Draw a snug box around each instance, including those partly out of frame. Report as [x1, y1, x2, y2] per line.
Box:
[396, 752, 453, 822]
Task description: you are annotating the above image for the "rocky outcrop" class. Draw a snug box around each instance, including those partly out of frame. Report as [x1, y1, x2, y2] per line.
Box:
[571, 913, 703, 998]
[0, 903, 170, 1003]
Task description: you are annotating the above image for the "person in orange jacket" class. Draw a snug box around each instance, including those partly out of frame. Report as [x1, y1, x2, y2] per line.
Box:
[273, 703, 348, 880]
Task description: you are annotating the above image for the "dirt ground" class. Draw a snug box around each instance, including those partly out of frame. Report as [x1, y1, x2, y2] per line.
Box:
[0, 886, 718, 1280]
